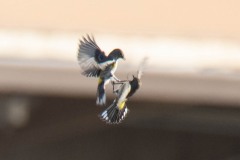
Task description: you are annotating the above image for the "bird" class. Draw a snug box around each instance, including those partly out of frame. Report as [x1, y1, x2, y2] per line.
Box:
[99, 57, 148, 124]
[77, 35, 125, 106]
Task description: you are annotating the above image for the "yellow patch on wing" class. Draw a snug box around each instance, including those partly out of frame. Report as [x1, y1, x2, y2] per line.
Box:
[98, 78, 102, 84]
[112, 62, 116, 68]
[118, 101, 126, 110]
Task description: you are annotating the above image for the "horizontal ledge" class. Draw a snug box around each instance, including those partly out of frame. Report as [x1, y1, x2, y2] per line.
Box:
[1, 61, 240, 107]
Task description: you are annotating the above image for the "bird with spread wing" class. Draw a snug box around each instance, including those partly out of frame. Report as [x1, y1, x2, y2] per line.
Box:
[78, 35, 125, 106]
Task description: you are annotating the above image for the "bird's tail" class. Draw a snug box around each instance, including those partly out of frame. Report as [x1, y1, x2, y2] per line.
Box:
[96, 79, 106, 106]
[99, 100, 129, 124]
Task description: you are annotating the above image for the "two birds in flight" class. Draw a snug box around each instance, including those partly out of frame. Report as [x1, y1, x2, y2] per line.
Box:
[77, 35, 146, 124]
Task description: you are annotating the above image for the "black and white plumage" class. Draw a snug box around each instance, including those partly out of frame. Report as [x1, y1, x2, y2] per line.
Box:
[78, 35, 125, 105]
[99, 57, 148, 124]
[96, 64, 113, 105]
[99, 76, 141, 124]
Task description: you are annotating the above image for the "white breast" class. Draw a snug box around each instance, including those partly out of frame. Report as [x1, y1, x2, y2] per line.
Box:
[111, 61, 118, 74]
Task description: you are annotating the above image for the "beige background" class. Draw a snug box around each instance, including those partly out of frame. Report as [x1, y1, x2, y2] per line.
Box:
[1, 0, 240, 38]
[1, 0, 240, 106]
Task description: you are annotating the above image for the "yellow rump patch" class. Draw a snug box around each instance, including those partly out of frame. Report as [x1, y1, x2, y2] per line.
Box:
[112, 62, 116, 68]
[119, 101, 126, 110]
[98, 78, 102, 84]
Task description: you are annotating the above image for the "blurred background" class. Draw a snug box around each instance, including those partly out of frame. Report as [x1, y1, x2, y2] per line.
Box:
[1, 0, 240, 160]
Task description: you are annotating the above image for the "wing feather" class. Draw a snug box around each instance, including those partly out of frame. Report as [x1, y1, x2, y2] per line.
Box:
[78, 35, 109, 77]
[137, 57, 148, 79]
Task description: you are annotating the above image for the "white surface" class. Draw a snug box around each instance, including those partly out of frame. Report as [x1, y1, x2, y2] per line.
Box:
[1, 60, 240, 107]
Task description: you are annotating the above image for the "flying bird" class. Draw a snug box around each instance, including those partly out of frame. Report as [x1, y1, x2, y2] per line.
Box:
[78, 35, 125, 106]
[99, 57, 148, 124]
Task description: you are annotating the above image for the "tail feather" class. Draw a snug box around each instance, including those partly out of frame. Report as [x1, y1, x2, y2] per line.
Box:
[99, 101, 129, 124]
[96, 82, 106, 106]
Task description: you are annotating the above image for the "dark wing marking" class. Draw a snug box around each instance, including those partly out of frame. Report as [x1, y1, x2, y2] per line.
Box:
[78, 35, 115, 77]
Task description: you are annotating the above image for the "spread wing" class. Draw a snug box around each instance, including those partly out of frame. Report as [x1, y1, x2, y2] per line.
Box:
[137, 57, 148, 79]
[78, 35, 115, 77]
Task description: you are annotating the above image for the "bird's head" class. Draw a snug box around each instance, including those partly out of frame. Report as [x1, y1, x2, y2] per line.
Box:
[111, 49, 125, 60]
[132, 75, 142, 86]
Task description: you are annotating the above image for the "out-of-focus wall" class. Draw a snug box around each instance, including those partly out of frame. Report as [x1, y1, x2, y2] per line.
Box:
[1, 2, 240, 160]
[1, 0, 240, 38]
